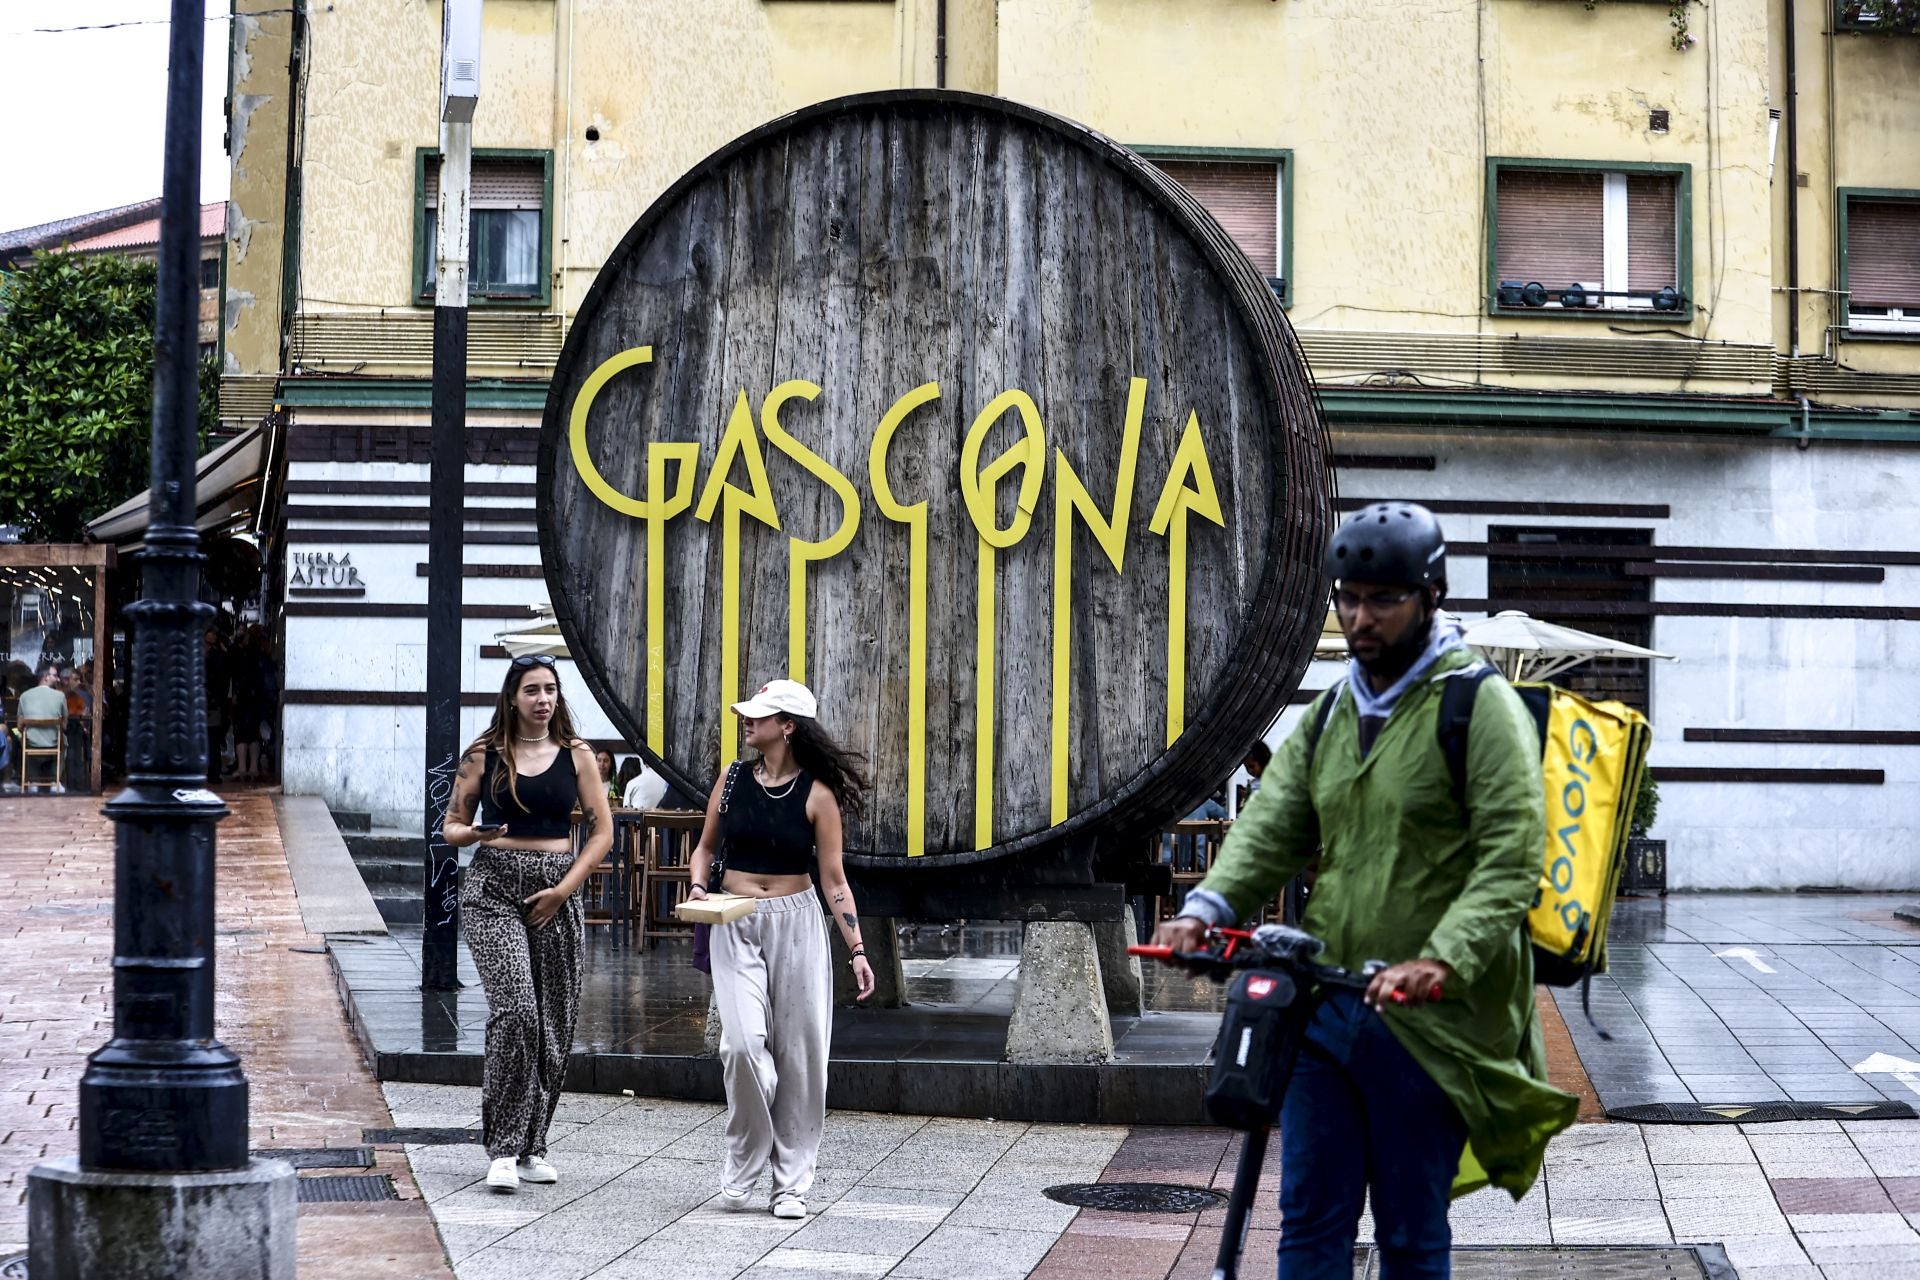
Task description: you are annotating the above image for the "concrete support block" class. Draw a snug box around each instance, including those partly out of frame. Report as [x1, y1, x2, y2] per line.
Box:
[28, 1156, 296, 1280]
[1092, 917, 1145, 1018]
[1004, 921, 1114, 1064]
[831, 916, 908, 1008]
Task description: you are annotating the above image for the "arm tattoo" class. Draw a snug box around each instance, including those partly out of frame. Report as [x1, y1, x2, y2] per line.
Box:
[832, 890, 847, 904]
[841, 912, 858, 931]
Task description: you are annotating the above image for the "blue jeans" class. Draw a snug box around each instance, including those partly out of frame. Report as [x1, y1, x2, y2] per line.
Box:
[1277, 991, 1467, 1280]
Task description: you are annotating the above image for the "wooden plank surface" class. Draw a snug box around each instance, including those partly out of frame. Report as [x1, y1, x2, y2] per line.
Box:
[539, 94, 1330, 864]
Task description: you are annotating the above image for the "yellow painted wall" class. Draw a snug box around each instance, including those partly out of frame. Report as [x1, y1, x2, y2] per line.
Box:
[228, 0, 1920, 403]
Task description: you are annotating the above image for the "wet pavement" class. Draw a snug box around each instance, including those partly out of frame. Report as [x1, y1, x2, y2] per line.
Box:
[0, 792, 451, 1278]
[396, 1078, 1920, 1279]
[1552, 896, 1920, 1112]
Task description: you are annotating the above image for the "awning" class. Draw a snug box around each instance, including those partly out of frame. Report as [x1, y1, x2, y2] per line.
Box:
[87, 422, 269, 551]
[1462, 609, 1677, 683]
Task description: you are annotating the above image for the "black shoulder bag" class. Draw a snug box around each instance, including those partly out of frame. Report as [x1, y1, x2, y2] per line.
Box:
[690, 762, 741, 974]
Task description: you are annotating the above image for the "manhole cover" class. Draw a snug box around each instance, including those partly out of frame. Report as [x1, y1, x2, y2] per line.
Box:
[1042, 1182, 1227, 1213]
[1608, 1100, 1916, 1124]
[297, 1174, 398, 1203]
[254, 1145, 373, 1169]
[1, 1251, 25, 1279]
[361, 1126, 481, 1145]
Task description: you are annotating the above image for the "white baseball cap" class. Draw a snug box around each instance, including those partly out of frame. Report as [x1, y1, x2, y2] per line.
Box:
[731, 678, 818, 720]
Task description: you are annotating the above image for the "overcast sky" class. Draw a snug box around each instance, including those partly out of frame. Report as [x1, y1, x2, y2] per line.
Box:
[0, 1, 230, 233]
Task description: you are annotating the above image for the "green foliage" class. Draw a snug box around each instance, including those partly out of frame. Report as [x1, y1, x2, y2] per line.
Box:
[1629, 766, 1661, 839]
[1836, 0, 1920, 33]
[0, 251, 216, 543]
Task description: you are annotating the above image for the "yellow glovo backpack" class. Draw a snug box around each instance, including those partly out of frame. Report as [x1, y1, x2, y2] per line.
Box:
[1432, 666, 1653, 993]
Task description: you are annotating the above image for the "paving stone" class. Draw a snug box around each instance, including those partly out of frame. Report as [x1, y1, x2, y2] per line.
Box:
[1714, 1233, 1812, 1267]
[944, 1185, 1082, 1234]
[888, 1222, 1063, 1279]
[1769, 1177, 1897, 1214]
[1654, 1162, 1774, 1198]
[1643, 1126, 1758, 1165]
[1662, 1194, 1792, 1240]
[1547, 1198, 1671, 1244]
[448, 1244, 610, 1279]
[781, 1184, 957, 1255]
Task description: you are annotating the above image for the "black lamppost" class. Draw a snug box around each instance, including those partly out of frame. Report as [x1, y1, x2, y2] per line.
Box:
[73, 0, 251, 1176]
[31, 6, 294, 1274]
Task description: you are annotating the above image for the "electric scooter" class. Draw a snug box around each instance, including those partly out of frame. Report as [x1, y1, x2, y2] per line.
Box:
[1129, 923, 1440, 1280]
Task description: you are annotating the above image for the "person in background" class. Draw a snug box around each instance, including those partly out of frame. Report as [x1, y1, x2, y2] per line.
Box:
[62, 667, 89, 788]
[18, 666, 69, 793]
[621, 755, 670, 811]
[594, 748, 619, 804]
[203, 628, 230, 784]
[230, 626, 274, 783]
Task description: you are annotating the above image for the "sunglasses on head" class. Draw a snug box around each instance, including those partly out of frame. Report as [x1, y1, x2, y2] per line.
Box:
[510, 654, 559, 670]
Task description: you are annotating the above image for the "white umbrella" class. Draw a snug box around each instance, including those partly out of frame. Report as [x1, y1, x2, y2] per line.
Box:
[495, 604, 569, 659]
[1461, 610, 1675, 683]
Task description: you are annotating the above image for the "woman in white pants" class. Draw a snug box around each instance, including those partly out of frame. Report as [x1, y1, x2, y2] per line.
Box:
[688, 679, 874, 1220]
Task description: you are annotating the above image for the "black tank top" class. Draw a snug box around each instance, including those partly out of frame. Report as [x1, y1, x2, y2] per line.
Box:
[723, 767, 815, 875]
[479, 746, 577, 840]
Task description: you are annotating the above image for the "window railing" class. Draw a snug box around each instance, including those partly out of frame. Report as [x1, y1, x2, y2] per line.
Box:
[1834, 0, 1920, 33]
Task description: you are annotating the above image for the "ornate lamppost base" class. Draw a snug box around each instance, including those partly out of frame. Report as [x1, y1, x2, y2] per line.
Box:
[26, 1156, 296, 1280]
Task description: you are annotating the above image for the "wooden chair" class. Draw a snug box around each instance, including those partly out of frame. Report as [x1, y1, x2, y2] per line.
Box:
[638, 809, 705, 947]
[1153, 818, 1231, 927]
[19, 718, 63, 791]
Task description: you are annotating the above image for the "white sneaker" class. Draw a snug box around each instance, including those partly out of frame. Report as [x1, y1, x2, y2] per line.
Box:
[719, 1186, 752, 1212]
[517, 1155, 558, 1184]
[49, 783, 65, 794]
[771, 1196, 806, 1220]
[486, 1156, 519, 1192]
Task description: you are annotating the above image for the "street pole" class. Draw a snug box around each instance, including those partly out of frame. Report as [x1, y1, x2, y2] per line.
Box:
[423, 0, 481, 991]
[81, 0, 244, 1180]
[30, 0, 296, 1273]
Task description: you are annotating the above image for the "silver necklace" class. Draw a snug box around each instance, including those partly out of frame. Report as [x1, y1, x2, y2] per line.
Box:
[757, 764, 800, 799]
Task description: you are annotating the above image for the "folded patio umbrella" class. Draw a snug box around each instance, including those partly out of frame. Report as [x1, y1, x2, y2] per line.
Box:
[494, 605, 569, 659]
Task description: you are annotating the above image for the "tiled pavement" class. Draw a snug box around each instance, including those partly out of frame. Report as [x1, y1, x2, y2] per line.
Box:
[0, 792, 451, 1277]
[8, 789, 1920, 1279]
[1553, 895, 1920, 1111]
[401, 1081, 1920, 1279]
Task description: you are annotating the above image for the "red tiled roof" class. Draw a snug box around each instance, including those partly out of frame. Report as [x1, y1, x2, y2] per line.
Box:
[65, 202, 226, 253]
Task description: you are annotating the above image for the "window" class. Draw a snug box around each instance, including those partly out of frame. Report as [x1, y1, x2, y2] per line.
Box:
[1840, 190, 1920, 337]
[1138, 148, 1290, 305]
[1487, 526, 1653, 713]
[1487, 160, 1690, 317]
[198, 255, 221, 290]
[414, 149, 552, 305]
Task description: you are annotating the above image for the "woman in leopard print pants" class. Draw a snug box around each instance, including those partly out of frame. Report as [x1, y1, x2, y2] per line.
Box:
[444, 655, 612, 1192]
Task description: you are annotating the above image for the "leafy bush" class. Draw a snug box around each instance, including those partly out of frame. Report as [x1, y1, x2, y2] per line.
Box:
[1629, 767, 1661, 839]
[0, 250, 215, 542]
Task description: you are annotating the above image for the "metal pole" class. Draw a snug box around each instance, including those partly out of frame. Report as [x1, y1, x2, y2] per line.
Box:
[423, 1, 478, 991]
[78, 0, 249, 1173]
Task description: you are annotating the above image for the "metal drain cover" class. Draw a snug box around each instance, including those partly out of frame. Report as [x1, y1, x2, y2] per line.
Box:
[1042, 1182, 1227, 1213]
[1359, 1245, 1731, 1279]
[361, 1126, 481, 1145]
[254, 1145, 374, 1169]
[297, 1174, 399, 1203]
[1608, 1100, 1916, 1124]
[1, 1251, 26, 1279]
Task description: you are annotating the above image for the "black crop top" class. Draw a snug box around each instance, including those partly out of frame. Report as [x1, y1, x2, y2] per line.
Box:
[478, 747, 577, 840]
[722, 767, 815, 876]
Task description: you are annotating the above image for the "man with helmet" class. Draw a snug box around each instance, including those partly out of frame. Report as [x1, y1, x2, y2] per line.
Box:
[1153, 502, 1576, 1280]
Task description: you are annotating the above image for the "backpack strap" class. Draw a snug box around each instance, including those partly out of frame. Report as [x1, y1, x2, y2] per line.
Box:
[1434, 662, 1498, 810]
[1301, 684, 1342, 774]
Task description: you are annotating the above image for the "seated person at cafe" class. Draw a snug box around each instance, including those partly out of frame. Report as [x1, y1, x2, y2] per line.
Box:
[18, 666, 69, 793]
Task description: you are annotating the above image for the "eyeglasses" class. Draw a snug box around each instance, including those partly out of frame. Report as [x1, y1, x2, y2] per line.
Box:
[509, 654, 559, 670]
[1333, 587, 1420, 613]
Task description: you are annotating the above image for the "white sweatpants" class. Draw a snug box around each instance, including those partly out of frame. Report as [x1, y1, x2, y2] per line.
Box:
[710, 886, 832, 1200]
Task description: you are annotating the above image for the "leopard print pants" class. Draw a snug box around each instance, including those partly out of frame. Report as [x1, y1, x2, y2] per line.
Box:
[461, 846, 584, 1159]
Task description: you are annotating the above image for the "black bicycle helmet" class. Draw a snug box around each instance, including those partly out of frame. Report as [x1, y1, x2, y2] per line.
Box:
[1323, 501, 1447, 589]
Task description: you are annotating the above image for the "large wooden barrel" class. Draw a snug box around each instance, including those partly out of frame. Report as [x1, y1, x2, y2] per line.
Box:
[538, 90, 1332, 867]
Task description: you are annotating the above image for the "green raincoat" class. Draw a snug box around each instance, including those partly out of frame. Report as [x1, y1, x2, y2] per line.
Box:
[1201, 648, 1578, 1200]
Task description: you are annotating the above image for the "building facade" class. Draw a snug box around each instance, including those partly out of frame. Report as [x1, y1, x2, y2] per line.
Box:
[223, 0, 1920, 886]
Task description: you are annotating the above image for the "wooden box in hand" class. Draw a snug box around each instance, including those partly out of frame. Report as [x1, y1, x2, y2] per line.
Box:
[673, 894, 758, 925]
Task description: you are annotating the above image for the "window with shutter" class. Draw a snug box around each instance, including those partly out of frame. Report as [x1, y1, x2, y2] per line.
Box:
[416, 149, 551, 305]
[1490, 160, 1687, 316]
[1843, 193, 1920, 335]
[1150, 159, 1280, 277]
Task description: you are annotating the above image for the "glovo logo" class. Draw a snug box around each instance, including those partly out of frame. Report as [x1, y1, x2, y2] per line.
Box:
[1551, 717, 1600, 936]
